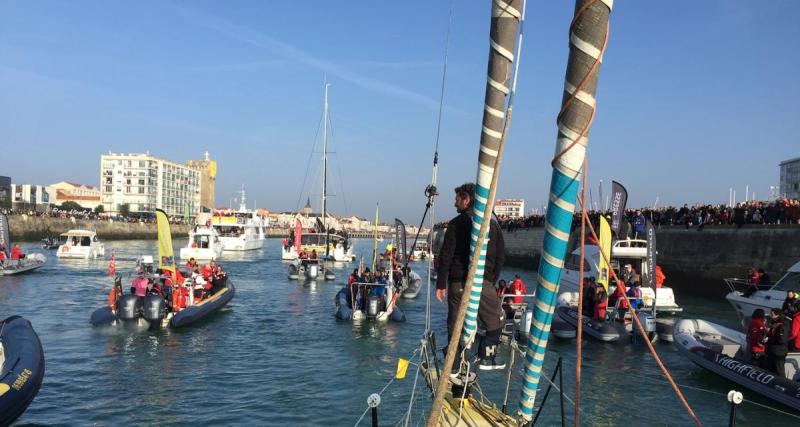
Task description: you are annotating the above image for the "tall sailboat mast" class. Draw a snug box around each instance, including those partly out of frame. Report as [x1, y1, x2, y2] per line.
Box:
[322, 81, 330, 256]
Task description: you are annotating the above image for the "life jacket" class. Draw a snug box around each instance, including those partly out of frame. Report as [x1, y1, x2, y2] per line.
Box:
[790, 312, 800, 351]
[611, 282, 629, 309]
[202, 265, 213, 280]
[510, 279, 527, 304]
[655, 265, 665, 288]
[594, 296, 608, 321]
[10, 246, 22, 260]
[0, 251, 6, 261]
[108, 287, 121, 309]
[747, 317, 767, 354]
[172, 287, 188, 310]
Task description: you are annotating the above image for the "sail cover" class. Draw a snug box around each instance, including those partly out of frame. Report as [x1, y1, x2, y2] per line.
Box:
[156, 209, 175, 274]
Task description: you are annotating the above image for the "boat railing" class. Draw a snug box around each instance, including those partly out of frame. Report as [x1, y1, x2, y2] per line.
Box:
[724, 278, 750, 293]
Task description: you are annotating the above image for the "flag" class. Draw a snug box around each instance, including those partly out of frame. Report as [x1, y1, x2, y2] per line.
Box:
[645, 220, 657, 288]
[107, 251, 116, 277]
[610, 180, 628, 237]
[395, 358, 409, 379]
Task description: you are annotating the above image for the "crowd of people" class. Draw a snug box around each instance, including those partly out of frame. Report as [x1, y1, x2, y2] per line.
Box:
[480, 198, 800, 232]
[1, 207, 188, 224]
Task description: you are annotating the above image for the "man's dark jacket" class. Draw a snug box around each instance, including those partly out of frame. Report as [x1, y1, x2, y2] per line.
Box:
[436, 212, 504, 290]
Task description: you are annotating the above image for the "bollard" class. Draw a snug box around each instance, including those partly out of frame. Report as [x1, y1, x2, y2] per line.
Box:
[368, 393, 381, 427]
[727, 390, 743, 427]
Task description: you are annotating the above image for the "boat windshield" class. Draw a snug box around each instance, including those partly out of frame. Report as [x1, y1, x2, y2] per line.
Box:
[216, 226, 245, 237]
[300, 234, 343, 245]
[771, 271, 800, 292]
[192, 235, 211, 248]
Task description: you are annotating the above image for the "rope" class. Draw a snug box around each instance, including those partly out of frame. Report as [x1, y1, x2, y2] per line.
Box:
[576, 196, 703, 426]
[294, 112, 324, 213]
[355, 349, 420, 427]
[574, 156, 588, 427]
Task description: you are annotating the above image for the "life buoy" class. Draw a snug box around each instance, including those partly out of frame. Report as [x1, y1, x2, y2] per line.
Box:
[61, 246, 69, 252]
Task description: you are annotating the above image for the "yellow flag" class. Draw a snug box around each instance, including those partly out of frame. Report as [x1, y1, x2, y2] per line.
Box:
[597, 215, 612, 292]
[156, 209, 176, 274]
[395, 358, 409, 379]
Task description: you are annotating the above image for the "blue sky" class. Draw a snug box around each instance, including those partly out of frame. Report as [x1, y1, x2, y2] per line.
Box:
[1, 1, 798, 222]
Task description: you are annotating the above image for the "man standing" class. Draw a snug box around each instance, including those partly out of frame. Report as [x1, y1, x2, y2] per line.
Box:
[436, 183, 506, 371]
[632, 210, 646, 239]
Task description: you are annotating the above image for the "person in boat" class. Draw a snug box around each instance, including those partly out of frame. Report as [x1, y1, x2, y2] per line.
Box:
[72, 236, 79, 246]
[631, 210, 646, 239]
[375, 268, 387, 285]
[10, 244, 24, 260]
[788, 306, 800, 352]
[782, 291, 798, 317]
[765, 308, 790, 378]
[747, 309, 768, 367]
[360, 267, 372, 282]
[743, 267, 762, 298]
[131, 274, 149, 299]
[620, 264, 636, 287]
[509, 274, 527, 305]
[655, 265, 666, 288]
[310, 249, 318, 260]
[108, 276, 123, 312]
[581, 277, 596, 317]
[627, 281, 644, 310]
[757, 268, 771, 289]
[436, 182, 506, 371]
[0, 247, 6, 266]
[594, 287, 608, 322]
[496, 279, 508, 299]
[210, 260, 226, 292]
[609, 279, 629, 321]
[185, 257, 199, 275]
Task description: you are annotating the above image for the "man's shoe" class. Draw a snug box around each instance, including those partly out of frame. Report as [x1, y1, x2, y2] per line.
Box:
[478, 357, 506, 371]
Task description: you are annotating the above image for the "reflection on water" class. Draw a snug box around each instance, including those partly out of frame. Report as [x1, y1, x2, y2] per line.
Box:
[0, 239, 794, 425]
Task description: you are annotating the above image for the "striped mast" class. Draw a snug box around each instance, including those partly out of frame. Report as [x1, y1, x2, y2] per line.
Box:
[518, 0, 613, 420]
[427, 0, 524, 425]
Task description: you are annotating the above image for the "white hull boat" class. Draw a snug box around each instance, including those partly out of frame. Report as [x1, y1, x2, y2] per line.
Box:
[56, 230, 105, 259]
[725, 260, 800, 329]
[212, 188, 267, 252]
[180, 224, 223, 262]
[0, 254, 47, 276]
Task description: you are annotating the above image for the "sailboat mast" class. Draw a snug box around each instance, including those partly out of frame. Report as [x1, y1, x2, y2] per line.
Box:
[322, 81, 330, 256]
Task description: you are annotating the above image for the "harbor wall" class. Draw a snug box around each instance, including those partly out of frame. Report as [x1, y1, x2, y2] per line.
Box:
[502, 225, 800, 295]
[8, 216, 190, 241]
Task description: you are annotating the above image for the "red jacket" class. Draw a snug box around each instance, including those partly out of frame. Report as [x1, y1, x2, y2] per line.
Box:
[594, 296, 608, 321]
[789, 312, 800, 351]
[611, 282, 629, 309]
[748, 317, 767, 354]
[510, 279, 527, 304]
[10, 246, 22, 260]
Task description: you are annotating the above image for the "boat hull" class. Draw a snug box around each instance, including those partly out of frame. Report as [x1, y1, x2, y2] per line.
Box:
[170, 280, 235, 328]
[219, 236, 265, 251]
[0, 255, 46, 276]
[180, 247, 223, 262]
[556, 306, 623, 342]
[0, 316, 45, 426]
[674, 318, 800, 412]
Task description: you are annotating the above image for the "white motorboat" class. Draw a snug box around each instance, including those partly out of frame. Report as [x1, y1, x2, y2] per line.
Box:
[212, 188, 266, 251]
[180, 225, 223, 262]
[410, 241, 432, 261]
[559, 240, 682, 315]
[725, 260, 800, 329]
[674, 318, 800, 411]
[56, 229, 105, 259]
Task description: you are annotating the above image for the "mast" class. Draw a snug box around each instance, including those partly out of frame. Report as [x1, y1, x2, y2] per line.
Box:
[427, 0, 524, 425]
[518, 0, 613, 420]
[322, 81, 330, 256]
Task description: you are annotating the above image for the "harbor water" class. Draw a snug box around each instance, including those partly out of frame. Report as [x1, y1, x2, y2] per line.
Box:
[1, 239, 796, 426]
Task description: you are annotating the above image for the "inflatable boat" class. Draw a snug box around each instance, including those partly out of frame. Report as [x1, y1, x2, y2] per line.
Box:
[673, 318, 800, 412]
[0, 316, 45, 426]
[335, 284, 405, 322]
[91, 277, 234, 329]
[0, 254, 46, 276]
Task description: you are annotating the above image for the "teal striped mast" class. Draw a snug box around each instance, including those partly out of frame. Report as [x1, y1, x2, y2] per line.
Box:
[427, 1, 524, 425]
[518, 0, 613, 420]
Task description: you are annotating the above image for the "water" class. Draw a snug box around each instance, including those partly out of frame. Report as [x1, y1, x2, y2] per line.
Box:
[2, 239, 797, 426]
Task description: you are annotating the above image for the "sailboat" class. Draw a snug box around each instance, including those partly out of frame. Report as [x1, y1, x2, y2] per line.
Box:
[90, 209, 234, 329]
[282, 82, 355, 264]
[367, 2, 705, 426]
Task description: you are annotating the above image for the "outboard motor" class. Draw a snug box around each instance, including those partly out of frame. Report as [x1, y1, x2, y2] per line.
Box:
[634, 311, 657, 343]
[143, 294, 166, 323]
[306, 264, 319, 279]
[288, 264, 299, 280]
[367, 295, 380, 318]
[324, 269, 335, 281]
[118, 294, 141, 321]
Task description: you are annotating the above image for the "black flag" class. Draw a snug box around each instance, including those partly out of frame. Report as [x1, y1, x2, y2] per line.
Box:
[645, 220, 657, 288]
[610, 181, 628, 237]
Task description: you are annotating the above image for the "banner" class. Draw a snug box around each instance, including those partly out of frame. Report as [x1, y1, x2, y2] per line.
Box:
[597, 215, 612, 292]
[645, 220, 657, 288]
[0, 213, 9, 258]
[156, 209, 176, 274]
[294, 217, 302, 250]
[610, 180, 628, 237]
[395, 219, 407, 262]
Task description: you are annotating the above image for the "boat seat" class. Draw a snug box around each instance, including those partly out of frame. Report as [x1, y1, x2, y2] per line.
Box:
[786, 353, 800, 382]
[699, 333, 741, 358]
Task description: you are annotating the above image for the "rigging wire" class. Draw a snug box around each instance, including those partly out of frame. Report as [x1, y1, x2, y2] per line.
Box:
[294, 108, 325, 213]
[327, 109, 351, 216]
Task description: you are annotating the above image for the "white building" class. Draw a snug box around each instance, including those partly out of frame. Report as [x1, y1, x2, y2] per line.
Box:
[10, 184, 53, 211]
[780, 157, 800, 199]
[495, 198, 525, 218]
[50, 181, 101, 210]
[100, 152, 201, 217]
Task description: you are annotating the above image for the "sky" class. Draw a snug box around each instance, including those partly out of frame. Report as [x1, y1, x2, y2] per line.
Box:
[1, 1, 798, 222]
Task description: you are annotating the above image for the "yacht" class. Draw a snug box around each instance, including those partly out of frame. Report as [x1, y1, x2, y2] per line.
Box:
[212, 188, 266, 251]
[558, 239, 682, 314]
[56, 230, 105, 259]
[180, 223, 223, 262]
[725, 259, 800, 329]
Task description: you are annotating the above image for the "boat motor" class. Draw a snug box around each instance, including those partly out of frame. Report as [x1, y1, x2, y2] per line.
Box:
[306, 264, 319, 279]
[118, 294, 141, 321]
[634, 311, 657, 343]
[324, 269, 335, 281]
[288, 264, 299, 280]
[142, 294, 166, 323]
[367, 295, 380, 317]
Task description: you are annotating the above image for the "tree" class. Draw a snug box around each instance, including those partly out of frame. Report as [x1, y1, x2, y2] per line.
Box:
[59, 201, 83, 211]
[94, 204, 105, 214]
[118, 203, 130, 217]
